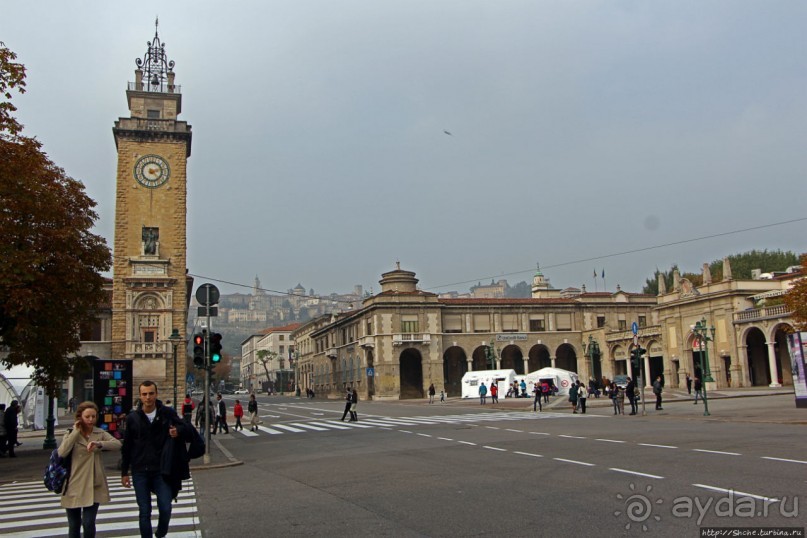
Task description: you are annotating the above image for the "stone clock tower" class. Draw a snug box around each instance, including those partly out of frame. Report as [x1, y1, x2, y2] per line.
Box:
[111, 24, 192, 392]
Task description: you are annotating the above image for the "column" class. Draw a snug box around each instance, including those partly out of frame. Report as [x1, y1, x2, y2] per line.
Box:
[495, 359, 501, 370]
[550, 356, 556, 368]
[522, 357, 530, 375]
[766, 341, 781, 387]
[467, 358, 474, 372]
[644, 355, 651, 388]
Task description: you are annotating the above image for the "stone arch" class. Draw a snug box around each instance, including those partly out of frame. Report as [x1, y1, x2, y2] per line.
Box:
[771, 323, 795, 385]
[645, 338, 664, 385]
[527, 344, 551, 372]
[442, 346, 467, 397]
[399, 348, 424, 399]
[134, 293, 165, 310]
[555, 343, 578, 372]
[472, 345, 490, 371]
[500, 345, 524, 374]
[744, 327, 769, 386]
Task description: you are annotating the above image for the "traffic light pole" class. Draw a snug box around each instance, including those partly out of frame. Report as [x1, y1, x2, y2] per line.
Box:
[203, 286, 211, 465]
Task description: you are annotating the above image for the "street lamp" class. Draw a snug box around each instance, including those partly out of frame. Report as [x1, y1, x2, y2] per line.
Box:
[692, 318, 716, 416]
[584, 336, 601, 384]
[169, 328, 182, 407]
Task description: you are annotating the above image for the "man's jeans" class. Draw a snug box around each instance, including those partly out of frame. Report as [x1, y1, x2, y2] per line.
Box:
[133, 470, 173, 538]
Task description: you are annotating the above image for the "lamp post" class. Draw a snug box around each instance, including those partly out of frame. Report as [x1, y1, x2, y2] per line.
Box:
[692, 318, 716, 416]
[169, 328, 182, 407]
[584, 336, 601, 385]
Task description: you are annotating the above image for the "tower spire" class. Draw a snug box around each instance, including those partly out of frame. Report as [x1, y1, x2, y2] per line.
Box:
[135, 20, 175, 92]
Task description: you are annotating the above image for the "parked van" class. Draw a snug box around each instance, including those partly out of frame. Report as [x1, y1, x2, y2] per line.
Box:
[461, 369, 517, 399]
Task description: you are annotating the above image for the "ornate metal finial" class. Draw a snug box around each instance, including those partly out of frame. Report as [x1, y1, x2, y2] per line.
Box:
[135, 19, 175, 92]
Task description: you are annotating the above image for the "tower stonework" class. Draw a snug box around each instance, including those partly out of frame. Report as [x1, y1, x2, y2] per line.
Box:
[111, 25, 192, 394]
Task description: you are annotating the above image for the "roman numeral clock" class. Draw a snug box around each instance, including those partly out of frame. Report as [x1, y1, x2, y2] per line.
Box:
[111, 22, 193, 392]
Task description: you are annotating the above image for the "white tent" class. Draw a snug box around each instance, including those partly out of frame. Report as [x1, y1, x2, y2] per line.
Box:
[0, 365, 57, 429]
[460, 369, 517, 399]
[525, 367, 579, 396]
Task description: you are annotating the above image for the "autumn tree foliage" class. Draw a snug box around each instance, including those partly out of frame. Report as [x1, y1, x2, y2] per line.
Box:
[0, 42, 111, 394]
[784, 254, 807, 331]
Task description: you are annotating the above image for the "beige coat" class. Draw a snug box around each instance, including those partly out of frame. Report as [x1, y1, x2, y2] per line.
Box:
[58, 427, 121, 509]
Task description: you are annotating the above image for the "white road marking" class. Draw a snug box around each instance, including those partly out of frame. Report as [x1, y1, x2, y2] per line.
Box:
[554, 458, 595, 467]
[485, 426, 500, 430]
[484, 446, 506, 452]
[595, 438, 626, 443]
[237, 429, 259, 437]
[417, 433, 433, 438]
[310, 421, 351, 430]
[505, 428, 522, 432]
[458, 441, 477, 446]
[638, 443, 677, 449]
[270, 423, 306, 433]
[329, 420, 374, 428]
[692, 484, 779, 502]
[257, 425, 283, 435]
[529, 432, 550, 436]
[399, 430, 412, 434]
[290, 423, 329, 431]
[693, 449, 741, 456]
[514, 451, 543, 458]
[559, 435, 586, 439]
[610, 468, 664, 479]
[761, 456, 807, 465]
[437, 437, 454, 441]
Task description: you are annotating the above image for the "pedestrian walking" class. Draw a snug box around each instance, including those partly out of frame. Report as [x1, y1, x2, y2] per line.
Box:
[609, 382, 620, 415]
[520, 379, 528, 398]
[60, 401, 122, 538]
[216, 393, 229, 434]
[568, 384, 579, 413]
[121, 381, 188, 538]
[340, 388, 352, 421]
[4, 400, 20, 457]
[541, 381, 550, 403]
[686, 374, 693, 395]
[693, 377, 703, 404]
[615, 385, 626, 415]
[68, 396, 77, 413]
[533, 383, 542, 412]
[653, 376, 664, 410]
[626, 377, 638, 415]
[248, 394, 260, 431]
[0, 404, 6, 457]
[181, 394, 194, 424]
[233, 400, 244, 431]
[428, 383, 436, 404]
[349, 388, 359, 422]
[490, 382, 498, 404]
[479, 383, 488, 405]
[576, 381, 587, 414]
[440, 390, 445, 403]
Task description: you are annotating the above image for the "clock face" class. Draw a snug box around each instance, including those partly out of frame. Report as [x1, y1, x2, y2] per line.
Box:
[133, 154, 170, 188]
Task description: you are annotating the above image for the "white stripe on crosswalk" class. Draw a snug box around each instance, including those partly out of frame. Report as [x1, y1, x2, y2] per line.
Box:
[270, 423, 307, 433]
[309, 421, 351, 430]
[0, 477, 199, 537]
[257, 425, 283, 434]
[289, 422, 329, 431]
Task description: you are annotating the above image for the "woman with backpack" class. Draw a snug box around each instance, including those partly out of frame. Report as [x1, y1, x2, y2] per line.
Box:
[58, 401, 121, 537]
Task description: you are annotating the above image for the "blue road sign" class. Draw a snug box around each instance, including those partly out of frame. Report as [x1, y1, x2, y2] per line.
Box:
[186, 373, 195, 384]
[631, 322, 639, 335]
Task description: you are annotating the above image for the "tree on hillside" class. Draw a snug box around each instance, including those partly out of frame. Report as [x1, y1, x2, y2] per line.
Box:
[505, 281, 531, 298]
[784, 254, 807, 331]
[642, 250, 799, 295]
[0, 42, 111, 395]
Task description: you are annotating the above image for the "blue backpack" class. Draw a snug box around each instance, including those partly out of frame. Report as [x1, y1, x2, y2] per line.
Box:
[43, 449, 72, 494]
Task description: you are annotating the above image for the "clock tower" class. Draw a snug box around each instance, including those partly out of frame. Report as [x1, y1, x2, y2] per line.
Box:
[111, 23, 192, 392]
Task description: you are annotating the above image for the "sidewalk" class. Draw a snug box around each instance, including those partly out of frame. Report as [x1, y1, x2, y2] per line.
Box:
[0, 427, 241, 485]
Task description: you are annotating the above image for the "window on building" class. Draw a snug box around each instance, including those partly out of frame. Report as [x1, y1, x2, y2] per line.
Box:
[366, 320, 372, 335]
[556, 313, 572, 331]
[279, 335, 285, 341]
[401, 315, 419, 333]
[618, 320, 627, 330]
[638, 316, 647, 328]
[147, 109, 160, 119]
[597, 315, 606, 328]
[473, 314, 491, 333]
[443, 315, 463, 333]
[280, 345, 285, 355]
[529, 318, 545, 332]
[502, 313, 519, 332]
[143, 330, 155, 343]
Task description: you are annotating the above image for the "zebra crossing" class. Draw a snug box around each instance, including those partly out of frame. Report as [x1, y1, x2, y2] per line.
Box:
[0, 476, 200, 537]
[235, 411, 575, 438]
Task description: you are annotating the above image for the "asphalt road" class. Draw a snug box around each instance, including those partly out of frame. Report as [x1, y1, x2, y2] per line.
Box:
[194, 394, 805, 537]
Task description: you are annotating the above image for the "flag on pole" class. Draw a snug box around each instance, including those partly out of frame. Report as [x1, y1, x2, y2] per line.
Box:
[601, 269, 605, 279]
[593, 269, 597, 278]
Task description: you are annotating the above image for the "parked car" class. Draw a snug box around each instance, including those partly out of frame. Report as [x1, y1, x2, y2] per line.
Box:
[613, 375, 629, 389]
[234, 389, 248, 395]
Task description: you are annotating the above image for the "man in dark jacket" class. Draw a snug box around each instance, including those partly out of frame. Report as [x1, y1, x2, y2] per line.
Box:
[121, 380, 185, 538]
[4, 400, 20, 457]
[626, 378, 638, 415]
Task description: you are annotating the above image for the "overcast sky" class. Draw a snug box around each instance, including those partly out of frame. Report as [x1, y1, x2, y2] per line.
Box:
[3, 1, 806, 297]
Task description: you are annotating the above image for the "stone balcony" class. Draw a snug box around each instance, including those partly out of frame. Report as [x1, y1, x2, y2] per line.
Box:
[392, 333, 432, 346]
[733, 304, 792, 324]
